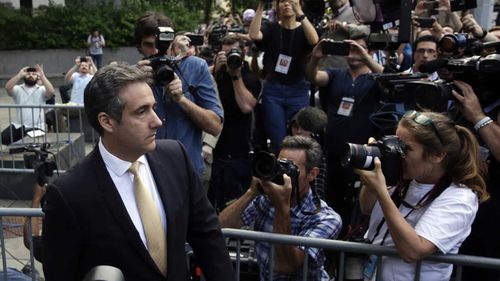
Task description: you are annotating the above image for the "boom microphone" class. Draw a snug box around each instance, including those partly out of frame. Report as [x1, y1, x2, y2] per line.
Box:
[419, 58, 449, 73]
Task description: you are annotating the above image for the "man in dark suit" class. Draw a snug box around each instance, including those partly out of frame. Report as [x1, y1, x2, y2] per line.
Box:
[42, 63, 235, 281]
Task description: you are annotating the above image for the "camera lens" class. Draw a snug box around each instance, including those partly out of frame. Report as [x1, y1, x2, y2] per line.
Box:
[226, 49, 243, 70]
[251, 151, 278, 180]
[155, 65, 175, 86]
[341, 143, 381, 170]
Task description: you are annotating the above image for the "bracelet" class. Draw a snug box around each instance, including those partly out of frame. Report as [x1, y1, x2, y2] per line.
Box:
[476, 27, 488, 39]
[474, 116, 493, 131]
[296, 14, 306, 22]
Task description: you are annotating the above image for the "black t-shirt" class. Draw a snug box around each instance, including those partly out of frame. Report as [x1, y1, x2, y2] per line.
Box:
[214, 63, 261, 159]
[324, 68, 382, 154]
[258, 22, 314, 84]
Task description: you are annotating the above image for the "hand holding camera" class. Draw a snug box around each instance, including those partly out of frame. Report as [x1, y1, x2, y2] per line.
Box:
[345, 39, 371, 63]
[461, 14, 483, 38]
[260, 174, 293, 209]
[166, 73, 184, 103]
[452, 80, 485, 124]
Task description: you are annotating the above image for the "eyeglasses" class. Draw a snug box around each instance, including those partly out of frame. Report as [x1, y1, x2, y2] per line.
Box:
[416, 48, 437, 54]
[404, 110, 444, 145]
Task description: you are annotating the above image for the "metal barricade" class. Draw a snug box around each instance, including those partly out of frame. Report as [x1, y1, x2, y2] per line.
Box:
[222, 228, 500, 281]
[0, 208, 44, 281]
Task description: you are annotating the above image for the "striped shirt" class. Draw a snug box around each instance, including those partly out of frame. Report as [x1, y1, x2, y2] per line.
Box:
[241, 189, 342, 281]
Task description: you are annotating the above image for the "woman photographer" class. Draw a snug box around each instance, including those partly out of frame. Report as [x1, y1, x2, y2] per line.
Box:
[355, 111, 489, 281]
[249, 0, 318, 153]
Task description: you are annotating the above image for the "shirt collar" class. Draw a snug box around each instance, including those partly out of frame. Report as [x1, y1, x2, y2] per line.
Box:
[290, 189, 317, 217]
[98, 138, 147, 177]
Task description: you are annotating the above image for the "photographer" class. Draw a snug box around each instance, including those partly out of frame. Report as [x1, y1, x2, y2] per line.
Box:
[219, 135, 342, 281]
[305, 35, 382, 232]
[134, 11, 223, 175]
[452, 81, 500, 281]
[355, 111, 489, 281]
[64, 56, 95, 106]
[249, 0, 319, 154]
[404, 35, 439, 80]
[2, 65, 55, 145]
[207, 34, 261, 211]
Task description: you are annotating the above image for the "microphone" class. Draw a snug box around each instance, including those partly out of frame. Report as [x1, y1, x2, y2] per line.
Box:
[419, 58, 449, 73]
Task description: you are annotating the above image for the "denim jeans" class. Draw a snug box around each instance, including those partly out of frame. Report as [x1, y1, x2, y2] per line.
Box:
[261, 79, 310, 153]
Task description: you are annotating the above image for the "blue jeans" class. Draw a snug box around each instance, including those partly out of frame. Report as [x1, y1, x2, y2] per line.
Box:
[261, 79, 310, 153]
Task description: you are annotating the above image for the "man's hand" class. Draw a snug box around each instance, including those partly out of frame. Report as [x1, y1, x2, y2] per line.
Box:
[35, 64, 45, 79]
[345, 39, 370, 63]
[18, 66, 29, 76]
[32, 182, 47, 206]
[452, 80, 485, 123]
[214, 51, 227, 73]
[311, 40, 326, 59]
[261, 175, 292, 210]
[136, 59, 154, 76]
[166, 73, 184, 103]
[461, 14, 483, 38]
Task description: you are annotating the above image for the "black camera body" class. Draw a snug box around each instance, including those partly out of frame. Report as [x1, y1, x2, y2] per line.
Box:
[148, 55, 179, 86]
[321, 40, 350, 56]
[226, 47, 243, 70]
[208, 23, 245, 52]
[342, 135, 406, 186]
[251, 151, 301, 205]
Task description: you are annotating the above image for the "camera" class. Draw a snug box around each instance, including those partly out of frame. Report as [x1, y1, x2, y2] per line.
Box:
[10, 143, 58, 186]
[415, 17, 435, 28]
[186, 34, 204, 46]
[251, 151, 300, 205]
[450, 0, 477, 11]
[148, 56, 179, 86]
[26, 67, 37, 73]
[321, 40, 350, 56]
[80, 57, 87, 63]
[341, 135, 406, 186]
[156, 26, 175, 54]
[208, 23, 245, 52]
[226, 48, 243, 70]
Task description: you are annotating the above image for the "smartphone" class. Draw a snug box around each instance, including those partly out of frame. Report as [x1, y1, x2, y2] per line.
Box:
[26, 67, 37, 73]
[187, 34, 204, 46]
[80, 57, 87, 63]
[423, 0, 439, 10]
[321, 41, 350, 56]
[415, 17, 436, 28]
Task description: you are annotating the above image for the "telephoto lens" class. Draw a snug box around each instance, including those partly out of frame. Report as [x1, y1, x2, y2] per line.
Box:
[341, 136, 406, 186]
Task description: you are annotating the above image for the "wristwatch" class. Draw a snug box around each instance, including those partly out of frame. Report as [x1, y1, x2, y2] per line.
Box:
[296, 14, 306, 22]
[231, 75, 240, 81]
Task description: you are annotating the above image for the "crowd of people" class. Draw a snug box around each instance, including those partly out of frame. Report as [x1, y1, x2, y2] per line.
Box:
[2, 0, 500, 280]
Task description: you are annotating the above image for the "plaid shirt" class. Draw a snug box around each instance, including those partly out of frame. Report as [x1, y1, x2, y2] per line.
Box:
[241, 189, 342, 281]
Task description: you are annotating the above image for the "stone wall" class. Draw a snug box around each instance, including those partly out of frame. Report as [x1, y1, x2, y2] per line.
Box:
[0, 47, 142, 87]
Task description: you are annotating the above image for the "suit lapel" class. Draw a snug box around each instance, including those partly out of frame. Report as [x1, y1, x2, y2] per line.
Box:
[91, 146, 161, 273]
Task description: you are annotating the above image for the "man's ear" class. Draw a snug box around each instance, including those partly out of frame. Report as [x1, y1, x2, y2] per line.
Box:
[98, 112, 115, 134]
[306, 167, 320, 182]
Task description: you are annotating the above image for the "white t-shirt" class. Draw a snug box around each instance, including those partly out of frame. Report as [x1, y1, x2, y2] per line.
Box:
[11, 84, 47, 129]
[69, 72, 93, 105]
[366, 180, 478, 281]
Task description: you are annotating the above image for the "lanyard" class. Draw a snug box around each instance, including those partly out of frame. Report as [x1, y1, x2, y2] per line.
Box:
[371, 186, 434, 246]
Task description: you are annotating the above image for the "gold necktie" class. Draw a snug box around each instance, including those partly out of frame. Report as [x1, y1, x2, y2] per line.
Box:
[128, 161, 167, 276]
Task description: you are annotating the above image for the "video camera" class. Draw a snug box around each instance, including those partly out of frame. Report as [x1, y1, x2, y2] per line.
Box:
[341, 135, 406, 186]
[10, 143, 57, 186]
[251, 151, 301, 206]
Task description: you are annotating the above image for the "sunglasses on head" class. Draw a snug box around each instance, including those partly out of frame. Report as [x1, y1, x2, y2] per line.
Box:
[403, 110, 444, 145]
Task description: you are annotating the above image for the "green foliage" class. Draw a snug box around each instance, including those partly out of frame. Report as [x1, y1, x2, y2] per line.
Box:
[0, 2, 202, 50]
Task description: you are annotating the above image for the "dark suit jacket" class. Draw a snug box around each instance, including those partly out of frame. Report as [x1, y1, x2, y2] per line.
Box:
[42, 140, 235, 281]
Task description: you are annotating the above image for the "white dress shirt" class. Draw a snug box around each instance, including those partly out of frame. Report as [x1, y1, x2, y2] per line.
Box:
[98, 139, 167, 249]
